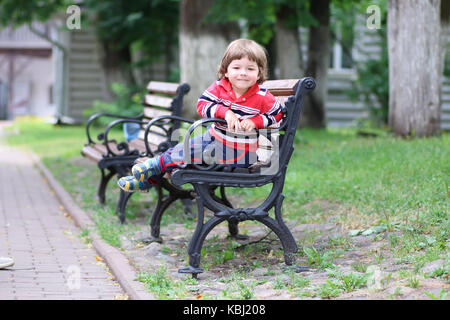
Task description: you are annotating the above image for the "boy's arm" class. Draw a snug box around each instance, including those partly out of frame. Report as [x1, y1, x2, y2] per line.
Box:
[196, 83, 229, 119]
[247, 96, 284, 129]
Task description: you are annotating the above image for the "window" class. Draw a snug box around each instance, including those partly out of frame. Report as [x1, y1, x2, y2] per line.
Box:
[329, 21, 354, 70]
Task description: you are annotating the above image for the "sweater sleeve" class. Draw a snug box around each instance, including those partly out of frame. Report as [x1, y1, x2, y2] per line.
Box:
[248, 93, 284, 129]
[196, 82, 230, 119]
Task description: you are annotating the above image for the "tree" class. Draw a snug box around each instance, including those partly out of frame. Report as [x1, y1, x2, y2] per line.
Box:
[387, 0, 449, 137]
[179, 0, 239, 119]
[0, 0, 66, 27]
[83, 0, 180, 99]
[275, 1, 315, 79]
[300, 0, 331, 128]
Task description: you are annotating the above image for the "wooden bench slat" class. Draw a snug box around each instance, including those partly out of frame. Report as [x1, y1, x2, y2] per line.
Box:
[127, 139, 156, 153]
[138, 130, 167, 147]
[261, 79, 298, 96]
[81, 145, 103, 162]
[143, 94, 174, 109]
[139, 123, 168, 136]
[147, 81, 179, 95]
[143, 107, 172, 119]
[92, 141, 124, 155]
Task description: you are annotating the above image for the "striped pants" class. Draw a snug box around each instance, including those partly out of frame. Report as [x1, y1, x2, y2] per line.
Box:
[147, 130, 257, 185]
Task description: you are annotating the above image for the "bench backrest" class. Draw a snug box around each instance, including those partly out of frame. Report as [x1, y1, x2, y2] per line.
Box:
[134, 81, 190, 152]
[261, 78, 315, 173]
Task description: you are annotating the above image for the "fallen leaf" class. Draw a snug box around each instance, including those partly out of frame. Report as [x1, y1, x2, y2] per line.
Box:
[96, 256, 104, 261]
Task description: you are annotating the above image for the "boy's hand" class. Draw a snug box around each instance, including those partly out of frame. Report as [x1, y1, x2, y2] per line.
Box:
[225, 110, 241, 132]
[240, 119, 256, 132]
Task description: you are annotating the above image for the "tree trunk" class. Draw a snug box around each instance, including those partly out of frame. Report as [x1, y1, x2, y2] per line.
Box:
[300, 0, 330, 128]
[98, 41, 135, 101]
[387, 0, 444, 137]
[179, 0, 240, 119]
[275, 4, 303, 79]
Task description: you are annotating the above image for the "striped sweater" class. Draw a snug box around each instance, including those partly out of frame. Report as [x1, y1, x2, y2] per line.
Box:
[196, 78, 283, 151]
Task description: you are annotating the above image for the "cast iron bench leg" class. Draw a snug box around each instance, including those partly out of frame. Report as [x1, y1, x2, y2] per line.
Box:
[142, 185, 174, 243]
[140, 182, 196, 243]
[181, 198, 195, 217]
[98, 168, 116, 204]
[209, 186, 249, 240]
[117, 190, 134, 224]
[178, 192, 308, 278]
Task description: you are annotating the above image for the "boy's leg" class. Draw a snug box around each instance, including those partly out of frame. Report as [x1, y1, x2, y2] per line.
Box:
[132, 132, 214, 180]
[216, 142, 257, 168]
[120, 132, 215, 192]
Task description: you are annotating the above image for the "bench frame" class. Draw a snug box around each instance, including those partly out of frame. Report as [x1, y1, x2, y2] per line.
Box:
[170, 77, 316, 278]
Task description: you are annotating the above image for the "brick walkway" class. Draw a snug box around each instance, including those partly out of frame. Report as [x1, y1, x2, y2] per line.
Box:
[0, 126, 126, 299]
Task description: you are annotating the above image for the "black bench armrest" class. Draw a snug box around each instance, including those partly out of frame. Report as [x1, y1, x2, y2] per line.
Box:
[143, 115, 195, 157]
[177, 117, 289, 172]
[85, 111, 144, 145]
[102, 118, 147, 157]
[178, 117, 227, 171]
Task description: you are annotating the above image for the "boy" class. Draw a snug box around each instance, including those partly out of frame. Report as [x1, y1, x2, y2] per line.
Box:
[118, 38, 283, 192]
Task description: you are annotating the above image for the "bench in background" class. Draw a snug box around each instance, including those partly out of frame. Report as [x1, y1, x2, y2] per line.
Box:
[81, 81, 192, 223]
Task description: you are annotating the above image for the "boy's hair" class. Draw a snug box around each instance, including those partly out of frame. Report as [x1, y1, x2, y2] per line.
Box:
[218, 39, 268, 84]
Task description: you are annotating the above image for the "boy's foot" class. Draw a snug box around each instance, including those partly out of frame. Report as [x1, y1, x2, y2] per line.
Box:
[132, 156, 163, 182]
[118, 176, 152, 192]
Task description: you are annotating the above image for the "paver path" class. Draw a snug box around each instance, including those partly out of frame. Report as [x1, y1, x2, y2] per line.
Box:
[0, 129, 126, 300]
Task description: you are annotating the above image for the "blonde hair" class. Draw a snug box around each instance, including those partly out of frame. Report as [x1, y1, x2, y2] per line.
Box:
[218, 39, 268, 84]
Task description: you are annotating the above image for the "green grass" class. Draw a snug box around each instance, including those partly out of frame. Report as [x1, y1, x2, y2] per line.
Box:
[3, 117, 449, 297]
[136, 266, 195, 299]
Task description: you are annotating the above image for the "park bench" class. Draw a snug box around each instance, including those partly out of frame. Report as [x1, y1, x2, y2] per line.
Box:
[81, 81, 193, 224]
[167, 77, 316, 278]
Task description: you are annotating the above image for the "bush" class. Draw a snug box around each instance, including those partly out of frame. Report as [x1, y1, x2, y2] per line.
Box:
[83, 82, 145, 127]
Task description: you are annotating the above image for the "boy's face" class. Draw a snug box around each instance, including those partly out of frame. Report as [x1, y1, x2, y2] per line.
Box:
[225, 55, 260, 97]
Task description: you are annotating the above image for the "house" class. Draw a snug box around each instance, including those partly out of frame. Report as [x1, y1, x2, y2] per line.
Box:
[0, 20, 105, 122]
[0, 22, 54, 119]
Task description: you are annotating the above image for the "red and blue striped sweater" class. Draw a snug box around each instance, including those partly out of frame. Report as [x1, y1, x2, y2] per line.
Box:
[196, 78, 283, 151]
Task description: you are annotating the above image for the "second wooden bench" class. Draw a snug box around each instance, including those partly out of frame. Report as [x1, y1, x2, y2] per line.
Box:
[81, 81, 193, 223]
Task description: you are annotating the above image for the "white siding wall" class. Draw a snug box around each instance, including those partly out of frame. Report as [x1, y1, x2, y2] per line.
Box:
[66, 29, 104, 120]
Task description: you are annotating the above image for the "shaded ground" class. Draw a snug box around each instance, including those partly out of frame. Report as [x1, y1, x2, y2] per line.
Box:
[117, 198, 448, 300]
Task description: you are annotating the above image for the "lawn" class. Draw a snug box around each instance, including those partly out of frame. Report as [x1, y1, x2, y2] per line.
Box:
[3, 116, 449, 298]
